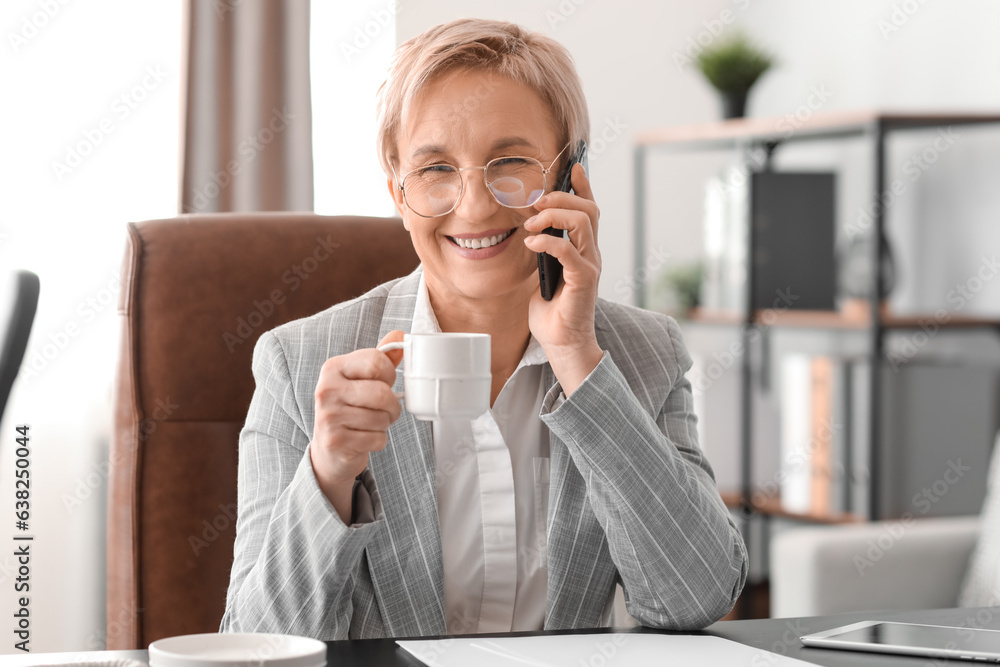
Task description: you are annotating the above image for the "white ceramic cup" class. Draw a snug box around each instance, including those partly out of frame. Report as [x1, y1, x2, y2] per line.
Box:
[379, 332, 491, 421]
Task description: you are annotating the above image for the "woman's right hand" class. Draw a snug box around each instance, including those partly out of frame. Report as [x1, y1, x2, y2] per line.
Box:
[310, 330, 405, 524]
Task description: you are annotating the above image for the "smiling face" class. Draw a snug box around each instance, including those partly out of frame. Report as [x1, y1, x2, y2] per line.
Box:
[388, 70, 564, 310]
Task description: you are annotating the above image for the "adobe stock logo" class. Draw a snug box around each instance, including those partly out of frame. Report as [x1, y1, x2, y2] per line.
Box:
[7, 0, 72, 54]
[21, 272, 125, 381]
[184, 106, 295, 212]
[878, 0, 929, 39]
[546, 0, 587, 30]
[223, 235, 340, 353]
[672, 0, 752, 70]
[340, 1, 401, 63]
[50, 65, 169, 182]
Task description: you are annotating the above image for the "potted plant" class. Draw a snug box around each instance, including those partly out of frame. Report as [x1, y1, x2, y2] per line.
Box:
[654, 261, 703, 318]
[696, 31, 774, 119]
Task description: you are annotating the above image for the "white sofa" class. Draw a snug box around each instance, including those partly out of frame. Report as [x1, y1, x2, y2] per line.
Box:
[770, 516, 981, 618]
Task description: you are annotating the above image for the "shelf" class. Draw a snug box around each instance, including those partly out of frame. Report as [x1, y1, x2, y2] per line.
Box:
[687, 308, 864, 329]
[684, 307, 1000, 331]
[880, 314, 1000, 329]
[635, 110, 1000, 151]
[635, 109, 1000, 578]
[720, 491, 864, 524]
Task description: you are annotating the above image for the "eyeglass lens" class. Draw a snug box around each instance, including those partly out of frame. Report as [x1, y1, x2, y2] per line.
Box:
[404, 158, 546, 216]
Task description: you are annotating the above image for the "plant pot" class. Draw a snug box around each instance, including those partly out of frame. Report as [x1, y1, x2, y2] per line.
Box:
[720, 90, 748, 119]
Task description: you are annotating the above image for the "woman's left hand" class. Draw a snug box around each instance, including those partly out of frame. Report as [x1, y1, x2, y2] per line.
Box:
[523, 163, 604, 396]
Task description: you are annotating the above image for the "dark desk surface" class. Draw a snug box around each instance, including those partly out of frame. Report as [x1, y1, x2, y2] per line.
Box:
[8, 607, 1000, 666]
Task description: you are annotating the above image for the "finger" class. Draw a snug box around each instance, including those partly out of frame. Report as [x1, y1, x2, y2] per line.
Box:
[351, 429, 389, 453]
[523, 208, 592, 235]
[532, 190, 599, 221]
[376, 329, 405, 368]
[531, 171, 599, 236]
[339, 349, 398, 384]
[523, 234, 595, 280]
[325, 428, 390, 457]
[569, 162, 595, 202]
[570, 163, 599, 237]
[318, 403, 398, 433]
[319, 377, 401, 415]
[523, 209, 596, 256]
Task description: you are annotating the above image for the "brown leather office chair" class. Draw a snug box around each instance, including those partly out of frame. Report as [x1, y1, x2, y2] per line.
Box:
[108, 213, 419, 649]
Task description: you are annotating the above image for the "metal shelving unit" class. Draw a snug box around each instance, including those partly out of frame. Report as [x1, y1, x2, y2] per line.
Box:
[632, 111, 1000, 615]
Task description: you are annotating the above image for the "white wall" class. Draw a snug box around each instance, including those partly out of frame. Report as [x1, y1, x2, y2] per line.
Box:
[1, 0, 181, 653]
[312, 0, 398, 218]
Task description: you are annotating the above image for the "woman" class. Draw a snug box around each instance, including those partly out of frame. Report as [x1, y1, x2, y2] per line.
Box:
[221, 18, 747, 640]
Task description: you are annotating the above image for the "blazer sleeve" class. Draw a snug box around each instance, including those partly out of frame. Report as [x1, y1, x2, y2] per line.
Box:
[220, 330, 381, 639]
[539, 316, 748, 630]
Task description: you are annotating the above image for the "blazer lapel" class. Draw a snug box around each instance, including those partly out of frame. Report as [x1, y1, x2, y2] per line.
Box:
[365, 269, 447, 637]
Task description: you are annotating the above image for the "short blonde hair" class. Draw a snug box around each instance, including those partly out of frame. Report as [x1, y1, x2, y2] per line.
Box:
[375, 18, 590, 178]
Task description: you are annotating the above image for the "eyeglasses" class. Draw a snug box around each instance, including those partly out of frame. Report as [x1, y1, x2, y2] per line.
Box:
[394, 143, 570, 218]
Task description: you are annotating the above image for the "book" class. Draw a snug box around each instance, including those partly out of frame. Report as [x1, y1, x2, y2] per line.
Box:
[780, 354, 843, 516]
[810, 356, 835, 515]
[780, 354, 813, 514]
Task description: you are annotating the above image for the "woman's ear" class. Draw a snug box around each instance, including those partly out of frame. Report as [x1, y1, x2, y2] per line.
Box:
[386, 176, 409, 230]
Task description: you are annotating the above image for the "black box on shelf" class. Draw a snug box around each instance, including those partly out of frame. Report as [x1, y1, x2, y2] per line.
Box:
[751, 172, 836, 311]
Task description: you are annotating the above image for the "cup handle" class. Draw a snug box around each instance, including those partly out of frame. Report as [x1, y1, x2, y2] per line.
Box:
[377, 342, 406, 399]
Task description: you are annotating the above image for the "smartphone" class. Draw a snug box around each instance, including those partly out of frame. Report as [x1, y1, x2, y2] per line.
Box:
[537, 140, 589, 301]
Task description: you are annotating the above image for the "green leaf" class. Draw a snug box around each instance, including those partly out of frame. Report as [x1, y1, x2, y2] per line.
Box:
[696, 31, 774, 94]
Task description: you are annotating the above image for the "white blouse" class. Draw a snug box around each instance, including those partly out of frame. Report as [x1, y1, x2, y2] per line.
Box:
[411, 274, 553, 634]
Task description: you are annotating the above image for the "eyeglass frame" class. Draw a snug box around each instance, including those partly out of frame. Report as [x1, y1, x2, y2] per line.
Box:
[391, 142, 572, 218]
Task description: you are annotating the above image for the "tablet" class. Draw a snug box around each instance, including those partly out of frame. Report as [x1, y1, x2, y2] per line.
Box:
[801, 620, 1000, 662]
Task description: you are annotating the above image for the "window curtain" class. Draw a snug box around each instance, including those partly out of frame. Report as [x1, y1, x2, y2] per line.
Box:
[179, 0, 313, 213]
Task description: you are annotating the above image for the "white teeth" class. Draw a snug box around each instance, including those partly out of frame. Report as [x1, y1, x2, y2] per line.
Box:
[454, 229, 512, 249]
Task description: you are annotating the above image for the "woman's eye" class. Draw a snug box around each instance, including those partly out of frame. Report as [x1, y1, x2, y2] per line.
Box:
[492, 157, 531, 167]
[421, 164, 457, 174]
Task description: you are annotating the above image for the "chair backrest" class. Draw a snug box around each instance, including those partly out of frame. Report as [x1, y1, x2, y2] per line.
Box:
[0, 270, 40, 426]
[108, 213, 419, 649]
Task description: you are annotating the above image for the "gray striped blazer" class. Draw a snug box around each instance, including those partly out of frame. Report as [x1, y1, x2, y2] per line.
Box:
[220, 268, 747, 639]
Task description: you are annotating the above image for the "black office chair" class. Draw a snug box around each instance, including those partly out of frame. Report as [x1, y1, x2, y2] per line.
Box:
[0, 270, 40, 425]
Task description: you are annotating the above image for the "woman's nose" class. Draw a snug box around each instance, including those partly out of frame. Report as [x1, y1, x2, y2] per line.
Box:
[453, 167, 499, 220]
